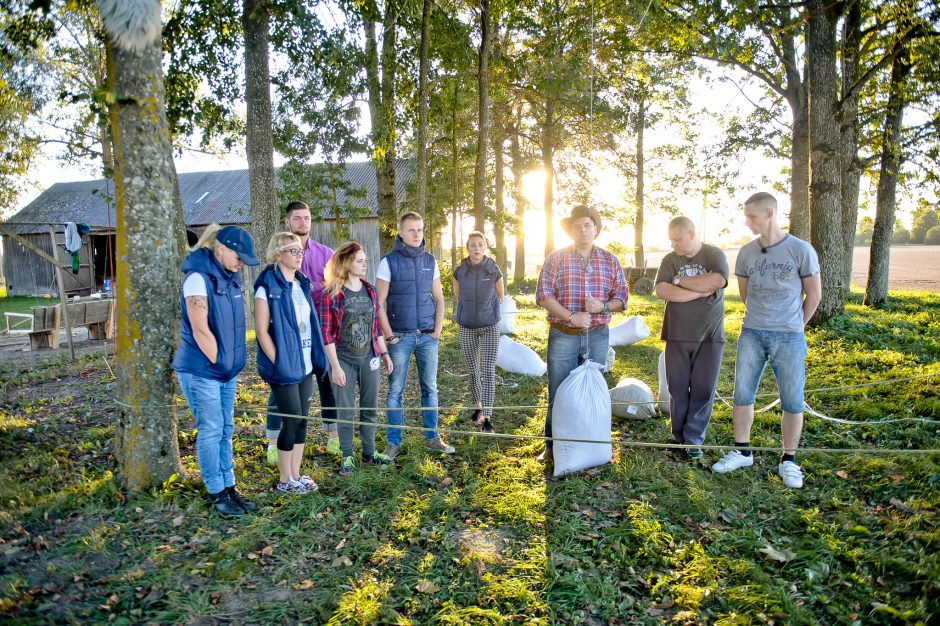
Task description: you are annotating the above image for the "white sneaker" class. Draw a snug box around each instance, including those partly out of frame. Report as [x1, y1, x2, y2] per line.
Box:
[712, 449, 754, 474]
[778, 461, 804, 489]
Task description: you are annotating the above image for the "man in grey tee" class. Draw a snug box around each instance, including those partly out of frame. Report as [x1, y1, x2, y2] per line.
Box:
[655, 217, 728, 459]
[712, 192, 821, 489]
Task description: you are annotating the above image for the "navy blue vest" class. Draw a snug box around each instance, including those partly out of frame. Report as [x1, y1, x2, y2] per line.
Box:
[454, 256, 501, 328]
[172, 248, 247, 382]
[253, 265, 328, 386]
[384, 237, 437, 332]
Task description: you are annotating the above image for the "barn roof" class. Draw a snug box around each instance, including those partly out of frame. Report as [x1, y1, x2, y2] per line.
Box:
[3, 160, 414, 235]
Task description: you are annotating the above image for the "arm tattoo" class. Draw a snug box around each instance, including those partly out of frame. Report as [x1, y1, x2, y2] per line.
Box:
[186, 296, 209, 311]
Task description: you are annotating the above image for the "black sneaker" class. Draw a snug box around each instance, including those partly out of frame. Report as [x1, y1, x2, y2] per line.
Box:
[481, 418, 494, 433]
[469, 408, 484, 425]
[208, 490, 246, 517]
[225, 486, 256, 512]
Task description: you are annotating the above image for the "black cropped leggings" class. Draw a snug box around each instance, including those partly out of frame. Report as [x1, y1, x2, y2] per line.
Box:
[272, 372, 313, 451]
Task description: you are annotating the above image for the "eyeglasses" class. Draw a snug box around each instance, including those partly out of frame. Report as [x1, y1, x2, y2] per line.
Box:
[281, 247, 303, 257]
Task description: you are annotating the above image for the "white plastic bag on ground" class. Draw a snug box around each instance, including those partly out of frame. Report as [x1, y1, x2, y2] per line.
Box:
[657, 350, 670, 413]
[603, 347, 615, 373]
[609, 377, 655, 420]
[495, 335, 546, 377]
[608, 316, 651, 347]
[552, 360, 612, 477]
[499, 297, 518, 334]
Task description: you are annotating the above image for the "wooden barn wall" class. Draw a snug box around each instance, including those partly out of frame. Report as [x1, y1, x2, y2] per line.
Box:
[309, 219, 380, 284]
[2, 232, 95, 296]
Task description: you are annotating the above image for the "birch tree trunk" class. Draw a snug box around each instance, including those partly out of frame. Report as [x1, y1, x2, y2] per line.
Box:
[243, 0, 278, 249]
[542, 99, 555, 257]
[492, 117, 507, 275]
[99, 0, 183, 489]
[807, 0, 845, 324]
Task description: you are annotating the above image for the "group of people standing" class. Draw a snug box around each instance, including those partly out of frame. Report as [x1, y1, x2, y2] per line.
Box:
[172, 191, 820, 517]
[172, 205, 504, 515]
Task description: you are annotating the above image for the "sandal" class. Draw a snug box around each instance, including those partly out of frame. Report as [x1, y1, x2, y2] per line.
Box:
[469, 408, 484, 425]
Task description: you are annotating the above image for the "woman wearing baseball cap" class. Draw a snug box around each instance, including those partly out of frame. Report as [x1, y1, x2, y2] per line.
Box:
[173, 224, 260, 516]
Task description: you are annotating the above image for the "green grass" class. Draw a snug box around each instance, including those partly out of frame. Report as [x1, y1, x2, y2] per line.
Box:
[0, 296, 51, 320]
[0, 286, 937, 624]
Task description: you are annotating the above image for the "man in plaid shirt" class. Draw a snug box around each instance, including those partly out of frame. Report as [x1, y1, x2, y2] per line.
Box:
[536, 205, 629, 464]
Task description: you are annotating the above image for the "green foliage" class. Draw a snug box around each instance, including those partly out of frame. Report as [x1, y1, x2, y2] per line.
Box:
[925, 224, 940, 245]
[910, 203, 939, 243]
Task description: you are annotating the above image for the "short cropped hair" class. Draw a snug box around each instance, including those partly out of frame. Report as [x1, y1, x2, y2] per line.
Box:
[744, 192, 777, 211]
[668, 216, 695, 233]
[285, 201, 310, 218]
[399, 211, 423, 227]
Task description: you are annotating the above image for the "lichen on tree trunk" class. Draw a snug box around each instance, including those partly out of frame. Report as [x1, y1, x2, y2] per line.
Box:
[105, 30, 183, 490]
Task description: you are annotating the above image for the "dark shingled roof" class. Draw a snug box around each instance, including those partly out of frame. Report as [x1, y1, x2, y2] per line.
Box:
[3, 160, 414, 234]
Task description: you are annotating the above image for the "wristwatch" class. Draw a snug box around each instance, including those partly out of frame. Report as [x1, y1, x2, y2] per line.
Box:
[601, 301, 610, 315]
[673, 275, 682, 286]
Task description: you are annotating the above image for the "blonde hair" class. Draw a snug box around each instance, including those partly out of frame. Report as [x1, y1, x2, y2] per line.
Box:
[466, 231, 488, 248]
[265, 231, 302, 264]
[323, 241, 364, 297]
[190, 224, 222, 251]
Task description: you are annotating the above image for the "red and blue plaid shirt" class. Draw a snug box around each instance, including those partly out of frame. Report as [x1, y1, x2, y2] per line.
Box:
[536, 245, 629, 326]
[319, 280, 384, 356]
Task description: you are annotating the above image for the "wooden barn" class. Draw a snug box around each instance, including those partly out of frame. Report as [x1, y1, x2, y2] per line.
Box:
[1, 161, 413, 296]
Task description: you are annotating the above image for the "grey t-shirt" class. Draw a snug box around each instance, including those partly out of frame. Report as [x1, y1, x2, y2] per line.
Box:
[338, 285, 374, 359]
[655, 243, 729, 343]
[735, 234, 820, 334]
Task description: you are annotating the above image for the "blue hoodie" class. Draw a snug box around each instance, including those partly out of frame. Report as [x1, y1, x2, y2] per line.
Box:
[172, 248, 247, 382]
[253, 264, 328, 386]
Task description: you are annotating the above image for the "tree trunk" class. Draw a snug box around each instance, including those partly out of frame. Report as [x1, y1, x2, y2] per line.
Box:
[243, 0, 278, 250]
[542, 99, 555, 257]
[510, 112, 526, 283]
[473, 0, 492, 232]
[789, 98, 810, 239]
[865, 46, 911, 308]
[807, 0, 845, 324]
[415, 0, 430, 216]
[634, 96, 646, 269]
[451, 84, 459, 268]
[364, 0, 397, 253]
[839, 0, 862, 295]
[102, 8, 183, 490]
[492, 117, 507, 276]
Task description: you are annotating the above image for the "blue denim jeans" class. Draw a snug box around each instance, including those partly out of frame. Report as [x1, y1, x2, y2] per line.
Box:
[733, 327, 807, 413]
[386, 332, 440, 447]
[545, 325, 609, 449]
[177, 372, 237, 494]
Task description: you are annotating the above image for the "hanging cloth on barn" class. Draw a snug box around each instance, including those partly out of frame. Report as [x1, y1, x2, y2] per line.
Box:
[63, 222, 90, 274]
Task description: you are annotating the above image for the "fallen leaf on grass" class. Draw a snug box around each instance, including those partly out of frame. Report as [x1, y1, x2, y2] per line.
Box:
[653, 598, 675, 609]
[261, 545, 274, 556]
[759, 545, 796, 562]
[294, 579, 314, 590]
[172, 515, 184, 527]
[836, 471, 849, 479]
[331, 556, 353, 567]
[416, 580, 440, 594]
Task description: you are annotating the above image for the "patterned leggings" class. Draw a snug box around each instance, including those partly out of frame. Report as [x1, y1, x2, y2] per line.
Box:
[458, 323, 500, 417]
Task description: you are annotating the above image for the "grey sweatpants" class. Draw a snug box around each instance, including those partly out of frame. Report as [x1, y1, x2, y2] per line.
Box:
[332, 354, 380, 459]
[664, 340, 723, 446]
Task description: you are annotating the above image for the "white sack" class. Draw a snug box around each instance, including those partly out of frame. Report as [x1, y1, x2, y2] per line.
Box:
[495, 335, 546, 377]
[603, 347, 615, 373]
[608, 316, 651, 347]
[609, 377, 655, 420]
[552, 360, 612, 477]
[499, 297, 518, 334]
[657, 350, 670, 413]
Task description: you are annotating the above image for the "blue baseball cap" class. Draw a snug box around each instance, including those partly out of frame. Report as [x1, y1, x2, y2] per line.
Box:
[216, 226, 260, 266]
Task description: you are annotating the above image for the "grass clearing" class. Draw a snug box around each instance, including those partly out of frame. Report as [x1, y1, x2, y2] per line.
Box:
[0, 287, 937, 624]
